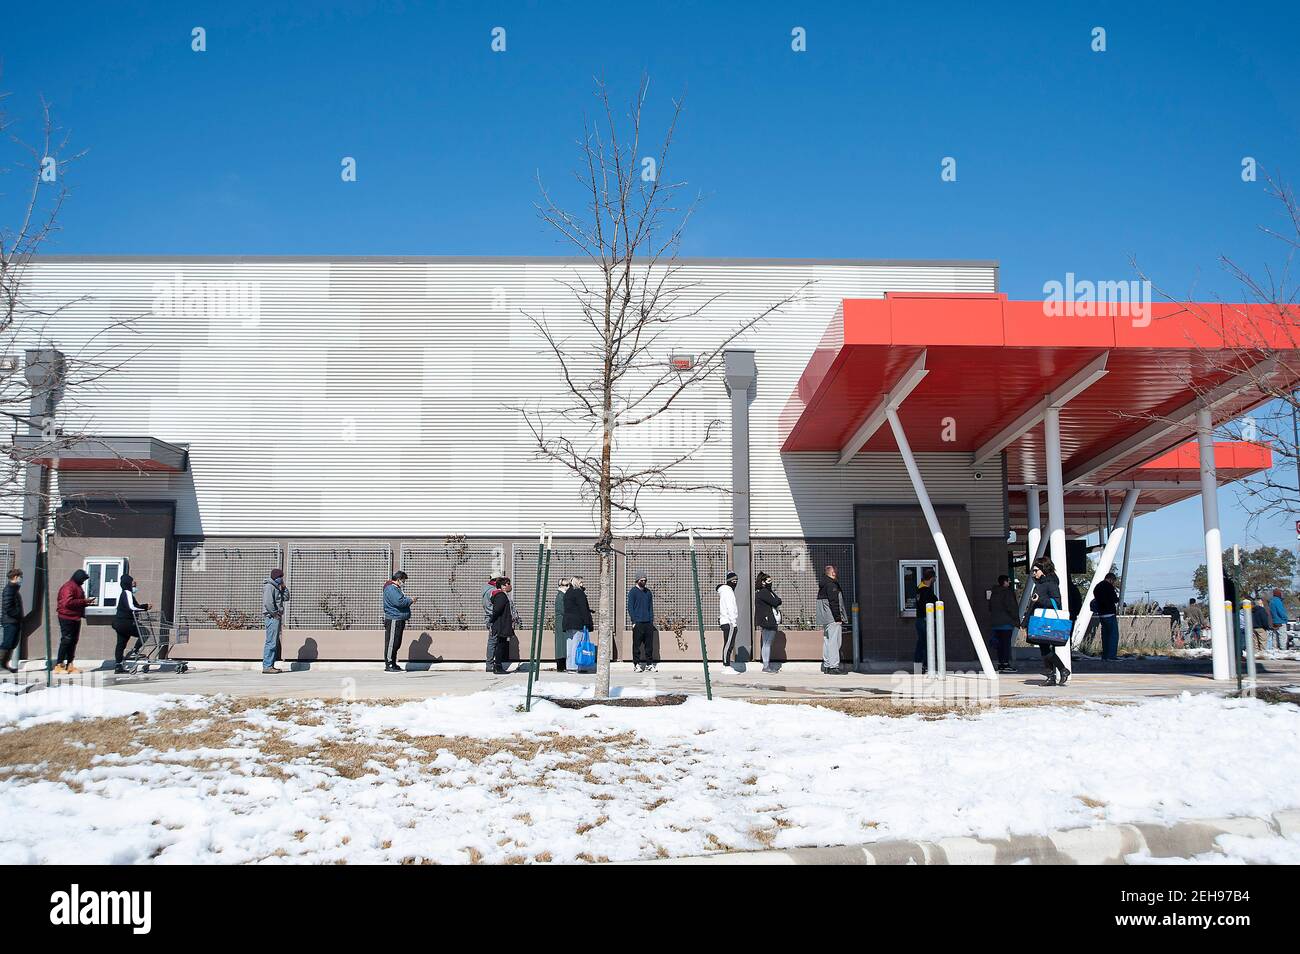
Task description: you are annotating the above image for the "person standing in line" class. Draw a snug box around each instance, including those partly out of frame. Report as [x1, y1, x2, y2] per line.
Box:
[564, 575, 595, 673]
[553, 577, 571, 671]
[53, 569, 95, 675]
[112, 574, 152, 674]
[487, 576, 515, 674]
[382, 570, 416, 672]
[1092, 572, 1121, 661]
[1268, 589, 1291, 650]
[481, 574, 499, 661]
[1166, 603, 1183, 644]
[1026, 557, 1070, 686]
[754, 571, 782, 674]
[816, 565, 846, 675]
[261, 568, 290, 674]
[1250, 594, 1272, 654]
[717, 572, 739, 666]
[986, 574, 1019, 673]
[913, 568, 938, 673]
[627, 572, 657, 673]
[1186, 597, 1205, 644]
[1, 569, 23, 673]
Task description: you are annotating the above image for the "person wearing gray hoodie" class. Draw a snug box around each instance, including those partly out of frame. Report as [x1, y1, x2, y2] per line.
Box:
[261, 569, 290, 674]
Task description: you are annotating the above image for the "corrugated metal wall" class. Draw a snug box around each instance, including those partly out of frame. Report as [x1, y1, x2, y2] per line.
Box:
[19, 258, 1002, 537]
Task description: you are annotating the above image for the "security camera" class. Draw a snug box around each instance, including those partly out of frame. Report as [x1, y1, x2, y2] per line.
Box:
[973, 471, 983, 481]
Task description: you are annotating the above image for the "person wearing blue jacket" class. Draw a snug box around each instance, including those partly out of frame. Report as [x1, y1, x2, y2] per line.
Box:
[1269, 589, 1291, 650]
[382, 571, 416, 672]
[627, 572, 656, 672]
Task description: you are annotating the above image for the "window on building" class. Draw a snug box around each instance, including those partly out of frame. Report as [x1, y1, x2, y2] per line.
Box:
[898, 560, 939, 617]
[83, 557, 126, 611]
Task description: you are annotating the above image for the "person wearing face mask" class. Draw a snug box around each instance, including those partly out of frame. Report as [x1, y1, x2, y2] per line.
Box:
[54, 569, 95, 675]
[261, 568, 290, 674]
[816, 565, 847, 675]
[627, 572, 657, 672]
[717, 572, 739, 666]
[112, 574, 152, 674]
[1026, 557, 1070, 686]
[564, 575, 595, 673]
[754, 571, 782, 674]
[382, 570, 417, 672]
[1, 568, 23, 673]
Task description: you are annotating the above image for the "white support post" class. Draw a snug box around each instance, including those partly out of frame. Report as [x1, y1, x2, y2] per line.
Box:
[1118, 511, 1135, 608]
[925, 603, 936, 675]
[1198, 406, 1231, 681]
[936, 601, 947, 677]
[1043, 406, 1071, 671]
[1071, 488, 1141, 644]
[886, 406, 998, 679]
[1018, 486, 1044, 619]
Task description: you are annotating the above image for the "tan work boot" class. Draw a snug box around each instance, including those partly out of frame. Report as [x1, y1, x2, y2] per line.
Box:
[64, 664, 81, 674]
[51, 663, 67, 675]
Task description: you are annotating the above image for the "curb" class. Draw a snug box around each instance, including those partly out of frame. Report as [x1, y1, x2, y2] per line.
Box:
[637, 811, 1300, 865]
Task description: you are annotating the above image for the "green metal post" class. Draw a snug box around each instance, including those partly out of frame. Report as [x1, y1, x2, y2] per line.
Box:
[688, 531, 713, 701]
[41, 535, 52, 687]
[524, 532, 545, 712]
[534, 538, 552, 681]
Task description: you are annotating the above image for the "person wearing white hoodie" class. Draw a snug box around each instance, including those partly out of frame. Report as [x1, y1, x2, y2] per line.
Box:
[717, 571, 739, 666]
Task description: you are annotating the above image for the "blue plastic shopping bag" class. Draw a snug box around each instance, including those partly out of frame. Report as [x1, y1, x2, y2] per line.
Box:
[1026, 599, 1072, 646]
[575, 627, 597, 668]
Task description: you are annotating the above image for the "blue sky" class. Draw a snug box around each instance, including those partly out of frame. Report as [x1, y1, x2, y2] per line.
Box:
[4, 0, 1299, 598]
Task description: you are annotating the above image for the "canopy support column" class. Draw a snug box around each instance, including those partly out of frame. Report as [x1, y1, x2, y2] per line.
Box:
[1198, 406, 1230, 681]
[1118, 511, 1135, 608]
[885, 407, 997, 679]
[1043, 406, 1071, 671]
[1072, 488, 1140, 643]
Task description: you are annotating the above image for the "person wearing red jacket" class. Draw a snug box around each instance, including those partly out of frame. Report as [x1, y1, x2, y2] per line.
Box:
[55, 569, 95, 674]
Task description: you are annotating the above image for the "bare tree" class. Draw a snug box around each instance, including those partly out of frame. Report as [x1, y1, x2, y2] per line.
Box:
[1, 84, 141, 528]
[1132, 173, 1300, 529]
[520, 77, 808, 697]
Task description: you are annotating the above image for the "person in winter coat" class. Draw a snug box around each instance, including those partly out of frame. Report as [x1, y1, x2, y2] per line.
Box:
[754, 571, 782, 673]
[487, 577, 515, 674]
[563, 576, 595, 672]
[816, 565, 847, 675]
[112, 574, 152, 673]
[717, 572, 739, 666]
[481, 575, 499, 665]
[553, 577, 570, 671]
[1092, 572, 1121, 660]
[54, 569, 95, 674]
[1026, 558, 1070, 686]
[986, 574, 1019, 673]
[913, 568, 938, 672]
[1, 569, 23, 673]
[382, 570, 417, 672]
[1269, 589, 1291, 650]
[261, 568, 290, 674]
[627, 572, 657, 672]
[1250, 595, 1272, 654]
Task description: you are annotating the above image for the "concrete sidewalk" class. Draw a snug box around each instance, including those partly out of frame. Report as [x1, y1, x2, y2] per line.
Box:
[643, 810, 1300, 864]
[11, 657, 1298, 704]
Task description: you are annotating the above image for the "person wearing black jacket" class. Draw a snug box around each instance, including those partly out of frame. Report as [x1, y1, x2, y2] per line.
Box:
[754, 572, 782, 673]
[486, 577, 514, 674]
[1026, 558, 1070, 686]
[816, 566, 846, 674]
[986, 575, 1019, 673]
[1, 569, 23, 673]
[1092, 572, 1121, 660]
[913, 568, 939, 672]
[112, 574, 152, 673]
[563, 576, 595, 672]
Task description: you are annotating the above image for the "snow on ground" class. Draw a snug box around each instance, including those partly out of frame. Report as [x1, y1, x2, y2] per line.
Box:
[0, 685, 1297, 864]
[0, 683, 179, 731]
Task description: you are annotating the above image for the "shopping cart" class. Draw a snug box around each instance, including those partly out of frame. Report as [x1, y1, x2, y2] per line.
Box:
[119, 611, 191, 675]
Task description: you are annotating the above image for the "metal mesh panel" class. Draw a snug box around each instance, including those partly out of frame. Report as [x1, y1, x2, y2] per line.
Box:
[0, 545, 12, 572]
[512, 539, 605, 633]
[623, 539, 730, 631]
[287, 543, 392, 629]
[175, 543, 281, 629]
[400, 537, 506, 631]
[754, 539, 856, 630]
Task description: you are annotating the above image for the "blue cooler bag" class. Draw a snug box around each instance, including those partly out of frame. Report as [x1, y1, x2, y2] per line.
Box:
[1027, 599, 1071, 646]
[575, 628, 597, 669]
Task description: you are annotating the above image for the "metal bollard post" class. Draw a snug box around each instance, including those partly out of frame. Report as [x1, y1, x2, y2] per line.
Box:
[936, 600, 947, 678]
[1241, 599, 1258, 697]
[851, 603, 860, 672]
[925, 603, 936, 676]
